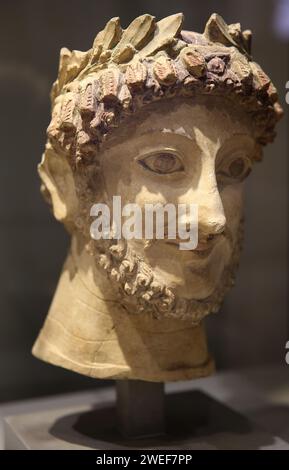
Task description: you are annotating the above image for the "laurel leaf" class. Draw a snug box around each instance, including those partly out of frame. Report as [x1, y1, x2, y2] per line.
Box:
[138, 13, 184, 59]
[57, 47, 72, 91]
[204, 13, 238, 48]
[242, 30, 252, 54]
[91, 17, 123, 64]
[102, 17, 122, 50]
[55, 48, 90, 97]
[112, 14, 156, 63]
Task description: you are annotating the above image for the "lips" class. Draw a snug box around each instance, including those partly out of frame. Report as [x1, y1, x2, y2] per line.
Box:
[165, 236, 219, 257]
[194, 241, 213, 252]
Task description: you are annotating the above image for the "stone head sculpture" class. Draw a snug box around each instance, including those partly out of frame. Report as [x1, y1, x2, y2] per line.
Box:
[33, 13, 282, 382]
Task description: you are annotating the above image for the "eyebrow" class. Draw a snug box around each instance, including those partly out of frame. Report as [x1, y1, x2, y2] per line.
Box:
[137, 127, 194, 140]
[161, 127, 193, 140]
[223, 133, 255, 146]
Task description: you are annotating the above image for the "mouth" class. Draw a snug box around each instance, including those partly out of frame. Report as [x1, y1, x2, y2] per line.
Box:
[165, 236, 220, 258]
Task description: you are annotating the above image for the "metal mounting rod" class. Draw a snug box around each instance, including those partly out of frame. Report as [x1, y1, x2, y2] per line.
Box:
[116, 379, 165, 439]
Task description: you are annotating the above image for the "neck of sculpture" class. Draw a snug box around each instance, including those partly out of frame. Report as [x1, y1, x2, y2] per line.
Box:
[32, 234, 214, 382]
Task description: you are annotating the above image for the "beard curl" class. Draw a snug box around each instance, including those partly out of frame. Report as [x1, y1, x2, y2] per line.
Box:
[85, 221, 244, 325]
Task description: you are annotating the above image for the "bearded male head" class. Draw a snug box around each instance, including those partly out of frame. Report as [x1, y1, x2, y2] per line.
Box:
[33, 13, 282, 381]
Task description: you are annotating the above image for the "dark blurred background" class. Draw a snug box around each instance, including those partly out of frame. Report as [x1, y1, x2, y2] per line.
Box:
[0, 0, 287, 402]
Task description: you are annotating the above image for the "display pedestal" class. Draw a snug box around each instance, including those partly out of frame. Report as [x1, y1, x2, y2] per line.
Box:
[3, 366, 289, 450]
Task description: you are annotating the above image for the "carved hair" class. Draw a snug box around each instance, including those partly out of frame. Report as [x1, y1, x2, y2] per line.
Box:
[46, 13, 283, 170]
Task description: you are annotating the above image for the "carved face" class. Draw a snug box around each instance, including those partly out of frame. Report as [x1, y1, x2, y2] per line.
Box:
[85, 96, 254, 319]
[42, 95, 255, 322]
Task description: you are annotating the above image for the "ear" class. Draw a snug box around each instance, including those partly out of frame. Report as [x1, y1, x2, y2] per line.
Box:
[38, 145, 78, 226]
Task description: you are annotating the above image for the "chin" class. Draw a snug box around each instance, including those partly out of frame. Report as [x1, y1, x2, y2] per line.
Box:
[169, 250, 229, 301]
[173, 268, 225, 301]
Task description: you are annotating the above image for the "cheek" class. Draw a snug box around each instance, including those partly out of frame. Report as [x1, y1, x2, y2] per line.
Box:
[102, 152, 134, 202]
[102, 159, 147, 205]
[221, 184, 244, 231]
[134, 185, 168, 207]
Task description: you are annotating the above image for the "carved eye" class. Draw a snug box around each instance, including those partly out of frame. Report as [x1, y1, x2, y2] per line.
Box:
[218, 156, 252, 183]
[138, 152, 184, 175]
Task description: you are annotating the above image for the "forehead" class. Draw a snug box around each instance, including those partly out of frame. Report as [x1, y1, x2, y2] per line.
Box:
[103, 96, 255, 151]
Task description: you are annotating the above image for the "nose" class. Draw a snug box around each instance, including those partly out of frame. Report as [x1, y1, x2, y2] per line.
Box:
[198, 185, 226, 240]
[198, 220, 226, 244]
[179, 183, 226, 241]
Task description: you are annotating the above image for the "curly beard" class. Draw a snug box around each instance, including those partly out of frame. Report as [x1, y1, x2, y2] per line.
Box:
[85, 219, 244, 325]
